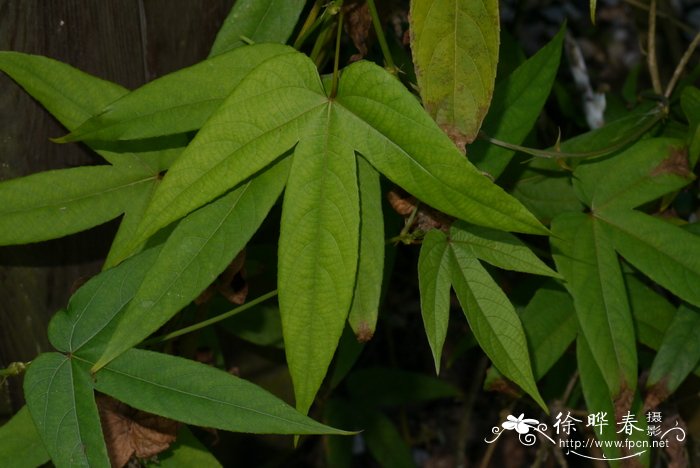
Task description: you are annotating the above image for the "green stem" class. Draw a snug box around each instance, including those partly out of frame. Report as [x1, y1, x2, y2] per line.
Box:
[480, 105, 665, 160]
[143, 290, 278, 345]
[366, 0, 395, 71]
[294, 0, 325, 50]
[0, 361, 29, 378]
[330, 9, 345, 98]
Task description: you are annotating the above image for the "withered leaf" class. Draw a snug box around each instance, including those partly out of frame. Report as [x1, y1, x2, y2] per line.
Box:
[97, 394, 179, 468]
[387, 188, 454, 235]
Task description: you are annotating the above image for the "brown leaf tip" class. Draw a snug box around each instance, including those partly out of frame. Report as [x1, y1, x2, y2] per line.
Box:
[651, 146, 692, 178]
[354, 320, 375, 343]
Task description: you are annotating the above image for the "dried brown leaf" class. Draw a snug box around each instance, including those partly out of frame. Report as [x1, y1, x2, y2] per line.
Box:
[97, 394, 179, 468]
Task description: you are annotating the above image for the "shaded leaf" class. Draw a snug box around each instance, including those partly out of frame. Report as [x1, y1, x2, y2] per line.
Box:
[681, 86, 700, 166]
[448, 240, 545, 408]
[576, 336, 623, 464]
[24, 353, 110, 467]
[512, 164, 583, 224]
[90, 349, 350, 435]
[348, 157, 385, 342]
[557, 102, 663, 156]
[599, 209, 700, 307]
[449, 221, 560, 277]
[346, 368, 461, 407]
[0, 406, 50, 468]
[410, 0, 500, 148]
[417, 229, 452, 372]
[0, 164, 156, 246]
[221, 303, 284, 347]
[647, 305, 700, 397]
[209, 0, 306, 56]
[95, 158, 290, 368]
[551, 213, 637, 396]
[520, 282, 577, 379]
[60, 44, 297, 142]
[471, 25, 565, 178]
[574, 138, 693, 211]
[625, 273, 676, 350]
[324, 399, 414, 468]
[278, 129, 360, 415]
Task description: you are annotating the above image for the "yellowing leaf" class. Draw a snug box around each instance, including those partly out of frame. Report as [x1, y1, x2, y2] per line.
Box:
[410, 0, 499, 148]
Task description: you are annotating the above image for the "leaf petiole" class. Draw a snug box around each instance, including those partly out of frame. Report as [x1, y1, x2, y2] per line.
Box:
[142, 290, 278, 345]
[366, 0, 396, 72]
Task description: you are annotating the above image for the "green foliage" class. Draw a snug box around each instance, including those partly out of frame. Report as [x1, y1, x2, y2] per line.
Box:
[1, 1, 699, 466]
[0, 407, 50, 468]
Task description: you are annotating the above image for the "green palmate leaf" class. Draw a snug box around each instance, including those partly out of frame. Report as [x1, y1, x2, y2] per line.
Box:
[48, 247, 161, 357]
[346, 368, 461, 407]
[209, 0, 306, 56]
[147, 426, 222, 468]
[278, 129, 360, 415]
[103, 51, 544, 414]
[574, 138, 693, 210]
[59, 44, 297, 142]
[0, 407, 50, 468]
[95, 158, 291, 369]
[520, 282, 577, 379]
[348, 157, 384, 341]
[449, 221, 560, 278]
[576, 336, 622, 465]
[417, 229, 452, 372]
[448, 240, 545, 408]
[551, 213, 637, 396]
[647, 305, 700, 395]
[0, 51, 127, 131]
[470, 25, 565, 178]
[0, 164, 156, 245]
[410, 0, 499, 148]
[88, 349, 348, 435]
[598, 209, 700, 307]
[681, 86, 700, 165]
[24, 353, 110, 468]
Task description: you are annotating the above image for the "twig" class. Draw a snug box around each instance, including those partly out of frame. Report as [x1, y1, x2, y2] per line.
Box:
[647, 0, 663, 95]
[665, 32, 700, 98]
[622, 0, 695, 35]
